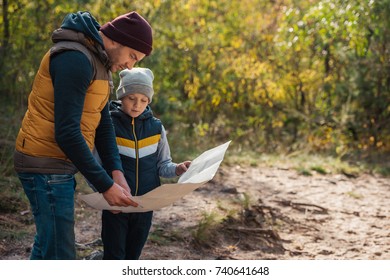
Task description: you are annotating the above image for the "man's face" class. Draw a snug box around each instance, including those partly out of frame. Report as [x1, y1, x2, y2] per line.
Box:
[106, 43, 146, 72]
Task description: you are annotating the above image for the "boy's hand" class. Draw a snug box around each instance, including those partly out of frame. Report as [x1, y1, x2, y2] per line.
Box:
[175, 161, 191, 176]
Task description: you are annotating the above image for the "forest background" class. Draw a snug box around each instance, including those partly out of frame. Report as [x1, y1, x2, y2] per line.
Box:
[0, 0, 389, 239]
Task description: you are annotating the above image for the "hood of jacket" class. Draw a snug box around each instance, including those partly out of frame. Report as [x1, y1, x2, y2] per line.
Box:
[59, 11, 103, 47]
[109, 100, 154, 121]
[51, 11, 111, 69]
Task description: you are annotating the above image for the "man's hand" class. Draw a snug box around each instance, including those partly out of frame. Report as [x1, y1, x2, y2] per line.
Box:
[102, 182, 138, 207]
[175, 161, 191, 176]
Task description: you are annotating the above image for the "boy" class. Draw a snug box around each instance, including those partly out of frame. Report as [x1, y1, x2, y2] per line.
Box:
[102, 67, 191, 259]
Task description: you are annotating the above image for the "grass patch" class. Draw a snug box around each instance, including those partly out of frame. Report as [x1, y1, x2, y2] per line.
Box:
[148, 227, 185, 246]
[311, 166, 328, 175]
[0, 177, 29, 213]
[192, 210, 224, 245]
[342, 151, 390, 177]
[223, 146, 388, 178]
[296, 167, 312, 176]
[234, 192, 252, 209]
[346, 191, 364, 200]
[0, 211, 34, 243]
[0, 227, 31, 240]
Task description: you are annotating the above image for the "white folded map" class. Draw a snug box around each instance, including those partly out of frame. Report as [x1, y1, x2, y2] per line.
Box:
[79, 141, 231, 212]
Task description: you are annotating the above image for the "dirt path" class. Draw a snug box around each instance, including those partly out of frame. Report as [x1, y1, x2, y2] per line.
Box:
[1, 165, 389, 260]
[214, 166, 390, 259]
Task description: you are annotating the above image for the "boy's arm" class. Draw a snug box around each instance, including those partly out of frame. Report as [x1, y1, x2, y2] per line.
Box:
[157, 126, 190, 178]
[157, 126, 177, 178]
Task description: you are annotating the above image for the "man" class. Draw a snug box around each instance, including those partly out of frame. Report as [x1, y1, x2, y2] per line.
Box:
[14, 11, 152, 259]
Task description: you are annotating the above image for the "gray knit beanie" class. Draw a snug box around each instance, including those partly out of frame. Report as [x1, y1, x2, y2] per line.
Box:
[116, 68, 154, 103]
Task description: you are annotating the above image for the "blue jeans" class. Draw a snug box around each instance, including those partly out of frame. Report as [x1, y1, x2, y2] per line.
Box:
[17, 173, 76, 260]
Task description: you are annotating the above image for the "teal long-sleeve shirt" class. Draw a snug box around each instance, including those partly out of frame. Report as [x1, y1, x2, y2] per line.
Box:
[50, 50, 123, 192]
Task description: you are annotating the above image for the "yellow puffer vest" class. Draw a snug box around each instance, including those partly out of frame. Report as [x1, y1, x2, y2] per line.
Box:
[15, 41, 111, 161]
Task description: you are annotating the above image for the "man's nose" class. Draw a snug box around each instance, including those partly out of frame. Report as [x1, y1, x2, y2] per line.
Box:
[126, 61, 136, 70]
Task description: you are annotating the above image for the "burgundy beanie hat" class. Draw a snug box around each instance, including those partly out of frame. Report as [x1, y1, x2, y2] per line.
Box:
[100, 11, 153, 56]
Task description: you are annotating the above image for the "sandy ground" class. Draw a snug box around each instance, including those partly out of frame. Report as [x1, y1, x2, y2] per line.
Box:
[1, 165, 390, 260]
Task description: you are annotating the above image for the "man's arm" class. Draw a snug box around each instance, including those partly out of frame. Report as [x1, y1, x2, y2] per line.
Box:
[50, 51, 136, 206]
[95, 104, 132, 195]
[94, 104, 123, 173]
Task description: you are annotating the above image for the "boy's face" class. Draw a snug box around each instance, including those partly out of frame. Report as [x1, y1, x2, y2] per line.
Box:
[121, 93, 149, 118]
